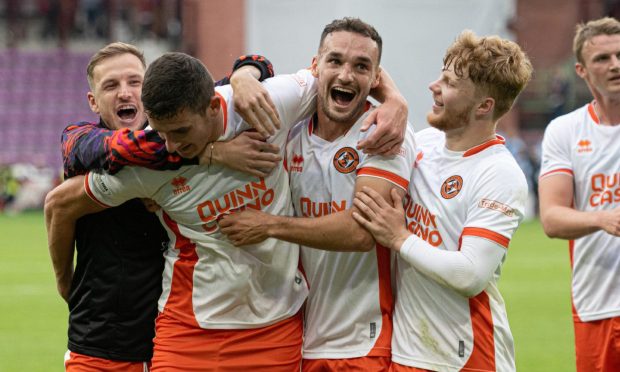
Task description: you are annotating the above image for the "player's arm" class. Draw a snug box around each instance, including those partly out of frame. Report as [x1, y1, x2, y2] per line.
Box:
[352, 187, 504, 297]
[358, 68, 408, 156]
[44, 176, 106, 302]
[539, 174, 620, 238]
[220, 177, 404, 252]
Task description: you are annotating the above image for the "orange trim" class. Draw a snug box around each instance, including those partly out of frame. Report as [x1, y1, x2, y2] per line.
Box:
[539, 168, 573, 180]
[462, 227, 510, 248]
[216, 91, 228, 134]
[568, 239, 583, 322]
[83, 173, 112, 208]
[357, 167, 409, 190]
[462, 291, 496, 371]
[588, 102, 600, 124]
[161, 212, 200, 328]
[463, 135, 505, 157]
[368, 244, 393, 357]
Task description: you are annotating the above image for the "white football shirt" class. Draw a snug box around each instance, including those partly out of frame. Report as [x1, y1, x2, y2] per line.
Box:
[393, 127, 527, 371]
[286, 108, 416, 359]
[540, 102, 620, 322]
[85, 70, 317, 329]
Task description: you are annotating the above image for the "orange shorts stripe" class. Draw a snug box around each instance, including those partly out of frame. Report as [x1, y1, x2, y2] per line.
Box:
[389, 362, 433, 372]
[64, 351, 148, 372]
[151, 312, 303, 371]
[574, 316, 620, 372]
[303, 356, 391, 371]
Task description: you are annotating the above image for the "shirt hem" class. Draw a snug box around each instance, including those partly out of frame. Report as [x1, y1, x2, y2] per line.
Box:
[573, 308, 620, 322]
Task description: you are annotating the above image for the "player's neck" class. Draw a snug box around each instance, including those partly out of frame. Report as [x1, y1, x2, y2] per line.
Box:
[444, 120, 496, 152]
[314, 110, 358, 142]
[592, 97, 620, 126]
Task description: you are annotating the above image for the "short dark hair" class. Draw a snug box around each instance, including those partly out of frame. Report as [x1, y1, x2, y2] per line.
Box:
[142, 52, 215, 120]
[319, 17, 382, 63]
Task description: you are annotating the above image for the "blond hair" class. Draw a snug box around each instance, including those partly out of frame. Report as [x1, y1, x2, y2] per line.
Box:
[573, 17, 620, 64]
[444, 30, 533, 120]
[86, 42, 146, 90]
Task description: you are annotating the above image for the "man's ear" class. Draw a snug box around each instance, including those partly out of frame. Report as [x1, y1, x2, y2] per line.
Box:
[371, 66, 382, 89]
[311, 56, 319, 78]
[476, 97, 495, 116]
[87, 91, 99, 114]
[575, 62, 587, 79]
[208, 94, 221, 115]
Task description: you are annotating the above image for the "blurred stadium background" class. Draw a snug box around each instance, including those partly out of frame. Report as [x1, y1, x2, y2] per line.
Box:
[0, 0, 616, 371]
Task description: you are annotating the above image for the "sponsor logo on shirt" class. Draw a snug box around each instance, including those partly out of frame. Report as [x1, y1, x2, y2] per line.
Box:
[93, 173, 111, 195]
[576, 139, 593, 154]
[171, 176, 191, 195]
[440, 175, 463, 199]
[196, 177, 275, 232]
[333, 147, 359, 174]
[589, 172, 620, 207]
[478, 198, 514, 217]
[299, 197, 347, 217]
[290, 153, 304, 173]
[403, 194, 443, 247]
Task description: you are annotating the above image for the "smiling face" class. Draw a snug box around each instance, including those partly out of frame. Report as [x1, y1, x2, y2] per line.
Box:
[312, 31, 380, 126]
[576, 34, 620, 99]
[87, 53, 146, 130]
[426, 64, 480, 132]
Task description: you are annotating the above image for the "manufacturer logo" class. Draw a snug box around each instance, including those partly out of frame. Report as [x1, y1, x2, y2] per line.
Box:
[290, 153, 304, 173]
[577, 139, 593, 153]
[333, 147, 359, 174]
[440, 175, 463, 199]
[171, 176, 191, 195]
[414, 151, 424, 168]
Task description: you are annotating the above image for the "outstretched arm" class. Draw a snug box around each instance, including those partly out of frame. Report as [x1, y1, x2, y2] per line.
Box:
[44, 176, 105, 302]
[219, 176, 404, 252]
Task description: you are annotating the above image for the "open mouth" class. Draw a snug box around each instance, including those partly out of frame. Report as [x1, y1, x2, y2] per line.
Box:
[330, 87, 356, 106]
[117, 105, 137, 121]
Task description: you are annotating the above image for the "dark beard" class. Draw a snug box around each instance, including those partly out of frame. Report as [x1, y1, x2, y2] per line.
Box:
[319, 96, 366, 125]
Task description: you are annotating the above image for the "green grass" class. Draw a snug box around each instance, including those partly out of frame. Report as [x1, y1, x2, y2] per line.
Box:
[0, 211, 68, 372]
[501, 219, 575, 372]
[0, 213, 575, 371]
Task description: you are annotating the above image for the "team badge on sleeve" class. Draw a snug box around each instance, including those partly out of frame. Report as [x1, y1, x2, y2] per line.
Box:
[440, 175, 463, 199]
[333, 147, 359, 174]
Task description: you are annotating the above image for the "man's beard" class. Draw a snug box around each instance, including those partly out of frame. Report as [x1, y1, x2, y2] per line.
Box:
[319, 95, 366, 125]
[427, 103, 474, 132]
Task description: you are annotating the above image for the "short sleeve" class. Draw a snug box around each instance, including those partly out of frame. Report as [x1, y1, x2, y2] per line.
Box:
[539, 118, 574, 180]
[262, 69, 318, 131]
[85, 168, 154, 207]
[357, 124, 416, 191]
[463, 159, 528, 248]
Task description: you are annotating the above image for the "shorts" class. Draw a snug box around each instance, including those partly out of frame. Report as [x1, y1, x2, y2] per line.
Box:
[574, 315, 620, 372]
[64, 350, 149, 372]
[151, 311, 303, 371]
[302, 356, 391, 371]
